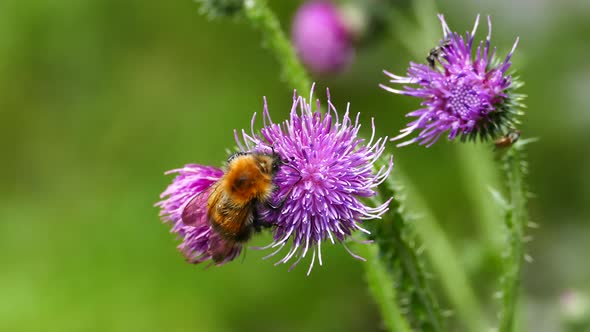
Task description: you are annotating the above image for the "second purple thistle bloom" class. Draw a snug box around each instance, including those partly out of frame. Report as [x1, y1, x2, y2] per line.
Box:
[291, 1, 355, 74]
[238, 86, 393, 274]
[381, 14, 524, 147]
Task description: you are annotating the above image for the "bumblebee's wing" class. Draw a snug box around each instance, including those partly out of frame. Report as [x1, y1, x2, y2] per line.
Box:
[181, 184, 218, 227]
[208, 232, 243, 264]
[209, 194, 256, 241]
[220, 200, 255, 233]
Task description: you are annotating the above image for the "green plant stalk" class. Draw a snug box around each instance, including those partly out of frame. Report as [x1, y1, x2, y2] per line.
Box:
[395, 166, 489, 332]
[367, 168, 445, 332]
[361, 243, 412, 332]
[456, 144, 504, 253]
[390, 0, 439, 60]
[498, 141, 531, 332]
[243, 0, 311, 94]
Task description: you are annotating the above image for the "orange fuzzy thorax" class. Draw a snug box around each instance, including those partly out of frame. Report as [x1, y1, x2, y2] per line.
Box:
[222, 155, 274, 206]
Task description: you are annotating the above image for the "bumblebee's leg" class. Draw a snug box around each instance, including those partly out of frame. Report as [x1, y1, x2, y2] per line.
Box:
[252, 209, 274, 232]
[266, 183, 299, 210]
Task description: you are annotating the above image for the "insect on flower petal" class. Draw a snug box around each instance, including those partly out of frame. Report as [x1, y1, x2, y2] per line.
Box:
[381, 14, 525, 147]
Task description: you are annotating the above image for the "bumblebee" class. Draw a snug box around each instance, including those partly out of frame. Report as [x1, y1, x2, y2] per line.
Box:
[182, 151, 293, 263]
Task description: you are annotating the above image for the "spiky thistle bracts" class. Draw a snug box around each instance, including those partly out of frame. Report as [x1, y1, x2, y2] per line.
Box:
[236, 86, 393, 274]
[381, 14, 525, 147]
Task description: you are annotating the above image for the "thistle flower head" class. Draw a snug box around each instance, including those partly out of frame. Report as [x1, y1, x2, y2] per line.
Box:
[156, 165, 242, 265]
[381, 14, 524, 147]
[237, 85, 393, 274]
[292, 1, 355, 74]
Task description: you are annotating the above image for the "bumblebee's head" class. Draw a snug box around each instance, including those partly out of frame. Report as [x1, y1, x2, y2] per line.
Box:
[270, 151, 283, 174]
[249, 152, 282, 176]
[263, 146, 284, 175]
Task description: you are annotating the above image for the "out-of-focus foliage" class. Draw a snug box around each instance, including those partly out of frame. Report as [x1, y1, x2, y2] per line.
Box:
[0, 0, 588, 331]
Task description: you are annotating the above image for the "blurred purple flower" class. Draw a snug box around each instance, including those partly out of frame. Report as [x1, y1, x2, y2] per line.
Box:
[381, 14, 524, 147]
[292, 1, 354, 74]
[237, 85, 393, 274]
[156, 165, 242, 265]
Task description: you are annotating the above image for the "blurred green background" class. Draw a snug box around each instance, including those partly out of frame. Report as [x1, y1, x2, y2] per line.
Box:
[1, 0, 589, 331]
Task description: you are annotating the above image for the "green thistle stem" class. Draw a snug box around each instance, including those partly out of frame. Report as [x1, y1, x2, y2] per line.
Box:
[394, 167, 489, 332]
[365, 157, 445, 332]
[498, 140, 533, 332]
[243, 0, 311, 93]
[455, 144, 505, 258]
[360, 244, 412, 332]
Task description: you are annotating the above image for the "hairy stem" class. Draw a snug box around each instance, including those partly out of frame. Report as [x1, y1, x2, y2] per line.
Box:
[361, 244, 412, 332]
[243, 0, 311, 93]
[498, 140, 533, 332]
[366, 157, 445, 332]
[455, 144, 504, 258]
[394, 166, 489, 332]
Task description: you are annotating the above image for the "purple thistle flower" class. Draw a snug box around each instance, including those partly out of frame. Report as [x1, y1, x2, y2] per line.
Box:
[156, 165, 242, 265]
[236, 85, 393, 274]
[381, 14, 525, 147]
[292, 1, 355, 74]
